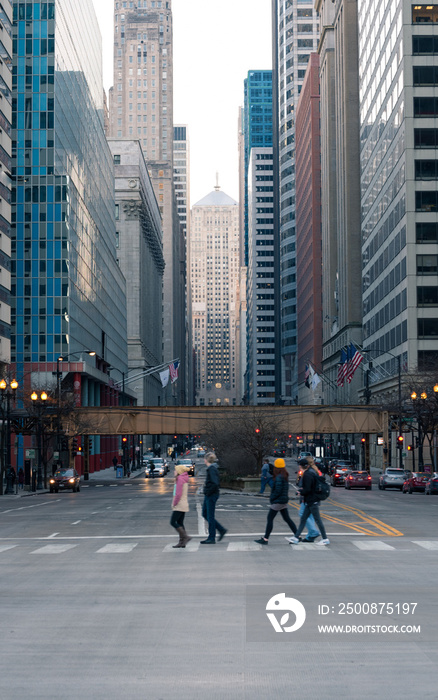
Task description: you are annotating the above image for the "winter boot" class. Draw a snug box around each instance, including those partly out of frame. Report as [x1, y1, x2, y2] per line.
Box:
[172, 527, 186, 548]
[180, 528, 192, 547]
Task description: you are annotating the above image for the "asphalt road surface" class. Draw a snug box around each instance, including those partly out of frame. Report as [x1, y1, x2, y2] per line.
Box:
[1, 458, 437, 699]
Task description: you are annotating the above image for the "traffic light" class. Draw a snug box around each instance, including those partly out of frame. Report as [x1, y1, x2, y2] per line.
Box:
[71, 437, 77, 456]
[361, 437, 366, 444]
[255, 428, 260, 434]
[407, 445, 412, 451]
[87, 437, 92, 452]
[122, 436, 128, 444]
[61, 437, 68, 451]
[397, 435, 404, 448]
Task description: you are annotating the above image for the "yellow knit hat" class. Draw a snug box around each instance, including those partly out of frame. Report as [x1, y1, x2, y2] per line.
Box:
[274, 458, 286, 469]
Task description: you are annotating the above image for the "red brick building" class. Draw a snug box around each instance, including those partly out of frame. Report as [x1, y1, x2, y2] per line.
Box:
[295, 53, 323, 402]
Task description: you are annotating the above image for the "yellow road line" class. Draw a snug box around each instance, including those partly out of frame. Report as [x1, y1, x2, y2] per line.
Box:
[326, 498, 403, 537]
[288, 501, 378, 536]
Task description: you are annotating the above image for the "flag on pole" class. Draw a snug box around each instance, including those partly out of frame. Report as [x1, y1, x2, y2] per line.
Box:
[345, 343, 364, 384]
[337, 348, 348, 387]
[311, 370, 321, 390]
[160, 369, 170, 388]
[304, 364, 311, 388]
[169, 360, 179, 384]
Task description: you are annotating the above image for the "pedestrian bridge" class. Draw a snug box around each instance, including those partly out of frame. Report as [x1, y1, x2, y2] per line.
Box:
[72, 405, 388, 438]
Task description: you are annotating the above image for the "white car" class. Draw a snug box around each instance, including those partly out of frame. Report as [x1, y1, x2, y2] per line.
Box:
[145, 458, 166, 478]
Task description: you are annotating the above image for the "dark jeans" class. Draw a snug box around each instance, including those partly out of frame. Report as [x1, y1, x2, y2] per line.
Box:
[170, 511, 185, 529]
[295, 501, 327, 540]
[264, 507, 297, 539]
[202, 493, 225, 540]
[260, 476, 273, 493]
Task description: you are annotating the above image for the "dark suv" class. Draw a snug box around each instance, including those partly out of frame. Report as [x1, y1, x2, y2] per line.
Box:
[49, 468, 80, 493]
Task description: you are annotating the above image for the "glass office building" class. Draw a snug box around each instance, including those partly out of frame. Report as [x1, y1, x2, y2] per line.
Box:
[243, 71, 272, 266]
[11, 0, 127, 372]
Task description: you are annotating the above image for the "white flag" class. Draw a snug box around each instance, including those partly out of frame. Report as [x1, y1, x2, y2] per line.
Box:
[160, 369, 170, 388]
[312, 372, 321, 390]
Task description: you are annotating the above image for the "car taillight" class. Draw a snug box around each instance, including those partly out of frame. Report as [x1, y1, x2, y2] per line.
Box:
[335, 474, 340, 478]
[367, 476, 372, 480]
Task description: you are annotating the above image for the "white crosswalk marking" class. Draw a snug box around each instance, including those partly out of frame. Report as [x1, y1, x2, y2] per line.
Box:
[97, 543, 138, 553]
[31, 544, 77, 554]
[163, 542, 200, 552]
[290, 543, 329, 551]
[352, 541, 395, 551]
[412, 541, 438, 550]
[0, 544, 17, 552]
[227, 542, 263, 551]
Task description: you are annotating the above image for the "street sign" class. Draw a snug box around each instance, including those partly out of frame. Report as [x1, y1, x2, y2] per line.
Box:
[25, 449, 35, 459]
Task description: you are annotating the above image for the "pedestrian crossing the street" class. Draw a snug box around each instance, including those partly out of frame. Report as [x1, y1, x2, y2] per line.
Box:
[0, 538, 437, 556]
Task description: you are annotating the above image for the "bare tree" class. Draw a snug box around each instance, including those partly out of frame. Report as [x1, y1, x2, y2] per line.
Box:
[202, 407, 289, 477]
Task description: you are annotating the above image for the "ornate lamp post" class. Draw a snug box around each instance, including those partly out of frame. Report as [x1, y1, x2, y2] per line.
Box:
[55, 350, 96, 455]
[31, 390, 48, 489]
[0, 378, 19, 494]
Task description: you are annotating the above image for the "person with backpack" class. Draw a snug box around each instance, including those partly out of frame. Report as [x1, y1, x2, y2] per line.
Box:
[295, 464, 321, 542]
[288, 457, 330, 546]
[260, 458, 274, 493]
[254, 459, 297, 545]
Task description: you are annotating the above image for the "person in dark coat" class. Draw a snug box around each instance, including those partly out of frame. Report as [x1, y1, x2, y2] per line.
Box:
[200, 452, 227, 544]
[289, 457, 330, 546]
[255, 459, 297, 545]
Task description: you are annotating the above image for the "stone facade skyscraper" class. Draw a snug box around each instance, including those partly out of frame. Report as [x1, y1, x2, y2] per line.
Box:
[109, 0, 187, 405]
[191, 185, 240, 406]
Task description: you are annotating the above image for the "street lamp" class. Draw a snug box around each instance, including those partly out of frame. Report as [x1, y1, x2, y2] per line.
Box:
[0, 378, 19, 494]
[31, 391, 48, 489]
[411, 391, 428, 470]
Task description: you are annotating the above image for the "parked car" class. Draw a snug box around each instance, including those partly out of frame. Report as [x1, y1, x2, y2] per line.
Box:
[425, 475, 438, 495]
[145, 458, 166, 478]
[344, 471, 372, 490]
[378, 468, 410, 491]
[402, 472, 430, 493]
[331, 466, 352, 486]
[176, 457, 195, 477]
[49, 468, 80, 493]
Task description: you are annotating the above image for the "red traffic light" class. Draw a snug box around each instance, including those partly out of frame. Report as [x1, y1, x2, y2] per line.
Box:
[122, 436, 127, 443]
[361, 438, 366, 444]
[397, 435, 404, 444]
[255, 428, 260, 434]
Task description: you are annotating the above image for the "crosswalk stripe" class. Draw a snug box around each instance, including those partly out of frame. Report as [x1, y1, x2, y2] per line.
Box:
[351, 541, 395, 551]
[0, 544, 17, 552]
[289, 543, 329, 551]
[31, 544, 77, 554]
[163, 542, 200, 552]
[97, 543, 138, 553]
[412, 541, 438, 550]
[227, 542, 263, 551]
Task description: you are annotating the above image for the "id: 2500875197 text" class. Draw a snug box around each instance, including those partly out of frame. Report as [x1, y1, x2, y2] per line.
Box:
[318, 602, 418, 616]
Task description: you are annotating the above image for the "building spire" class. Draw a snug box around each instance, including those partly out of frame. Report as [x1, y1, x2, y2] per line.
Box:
[215, 172, 220, 191]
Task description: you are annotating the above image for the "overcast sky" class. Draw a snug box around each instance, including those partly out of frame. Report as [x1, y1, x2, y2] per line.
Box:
[91, 0, 272, 205]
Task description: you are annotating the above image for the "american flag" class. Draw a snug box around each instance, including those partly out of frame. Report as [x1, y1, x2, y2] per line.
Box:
[169, 360, 179, 384]
[337, 348, 348, 387]
[345, 343, 363, 384]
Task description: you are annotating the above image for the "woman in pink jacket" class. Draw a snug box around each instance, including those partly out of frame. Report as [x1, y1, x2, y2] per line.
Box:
[171, 464, 192, 548]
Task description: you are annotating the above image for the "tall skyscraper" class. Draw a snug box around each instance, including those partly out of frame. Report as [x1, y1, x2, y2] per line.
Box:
[243, 71, 273, 266]
[272, 1, 320, 404]
[295, 53, 322, 404]
[11, 0, 129, 470]
[316, 0, 362, 405]
[190, 183, 240, 406]
[247, 147, 275, 405]
[359, 2, 438, 384]
[109, 0, 187, 405]
[0, 1, 12, 370]
[108, 139, 164, 407]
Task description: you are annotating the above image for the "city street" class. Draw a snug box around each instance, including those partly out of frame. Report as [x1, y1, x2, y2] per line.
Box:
[0, 458, 437, 699]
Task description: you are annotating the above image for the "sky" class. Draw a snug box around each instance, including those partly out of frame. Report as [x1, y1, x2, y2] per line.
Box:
[91, 0, 272, 205]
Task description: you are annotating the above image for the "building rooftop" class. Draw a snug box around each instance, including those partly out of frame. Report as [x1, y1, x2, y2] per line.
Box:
[193, 185, 238, 207]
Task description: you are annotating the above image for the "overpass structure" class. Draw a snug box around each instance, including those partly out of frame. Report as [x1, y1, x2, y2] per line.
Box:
[72, 405, 388, 440]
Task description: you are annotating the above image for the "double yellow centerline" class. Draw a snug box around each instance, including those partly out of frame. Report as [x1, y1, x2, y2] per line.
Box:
[288, 498, 403, 537]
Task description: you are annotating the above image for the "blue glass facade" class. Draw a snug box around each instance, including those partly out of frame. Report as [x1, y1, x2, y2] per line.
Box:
[243, 70, 272, 266]
[11, 0, 128, 372]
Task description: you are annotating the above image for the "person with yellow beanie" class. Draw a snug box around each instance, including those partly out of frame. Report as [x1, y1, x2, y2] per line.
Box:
[255, 459, 297, 545]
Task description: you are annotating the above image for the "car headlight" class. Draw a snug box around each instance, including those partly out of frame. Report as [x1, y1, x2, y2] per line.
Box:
[69, 478, 75, 483]
[49, 479, 55, 484]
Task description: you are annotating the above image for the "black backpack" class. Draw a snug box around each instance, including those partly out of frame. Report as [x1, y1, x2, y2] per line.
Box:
[311, 468, 330, 501]
[268, 462, 274, 475]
